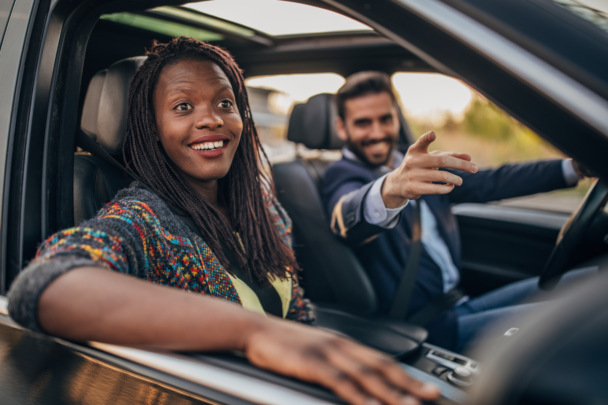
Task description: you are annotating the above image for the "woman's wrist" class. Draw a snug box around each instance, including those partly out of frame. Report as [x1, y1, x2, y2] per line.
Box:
[236, 311, 273, 353]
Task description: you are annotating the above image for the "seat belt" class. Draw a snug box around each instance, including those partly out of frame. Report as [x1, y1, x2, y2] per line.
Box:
[387, 199, 466, 326]
[408, 287, 465, 326]
[388, 200, 422, 320]
[76, 129, 137, 184]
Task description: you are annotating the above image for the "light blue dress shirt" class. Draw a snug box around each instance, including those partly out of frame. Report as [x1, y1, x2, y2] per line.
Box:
[343, 147, 580, 292]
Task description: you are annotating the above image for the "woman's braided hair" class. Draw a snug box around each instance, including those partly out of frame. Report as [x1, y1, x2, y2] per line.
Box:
[124, 37, 296, 283]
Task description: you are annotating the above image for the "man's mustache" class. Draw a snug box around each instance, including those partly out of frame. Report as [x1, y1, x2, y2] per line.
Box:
[361, 137, 393, 147]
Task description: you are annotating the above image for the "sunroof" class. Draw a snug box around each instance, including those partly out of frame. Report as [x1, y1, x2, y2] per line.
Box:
[183, 0, 372, 36]
[100, 12, 225, 42]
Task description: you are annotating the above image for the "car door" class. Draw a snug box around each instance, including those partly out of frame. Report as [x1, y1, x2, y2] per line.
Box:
[454, 202, 568, 295]
[0, 1, 274, 404]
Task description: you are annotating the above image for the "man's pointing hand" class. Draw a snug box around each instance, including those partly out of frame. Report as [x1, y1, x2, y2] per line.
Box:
[382, 131, 478, 208]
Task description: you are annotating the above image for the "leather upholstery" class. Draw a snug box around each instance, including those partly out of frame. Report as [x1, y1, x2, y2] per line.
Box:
[73, 154, 130, 225]
[287, 94, 344, 150]
[97, 57, 146, 156]
[312, 305, 426, 358]
[275, 92, 429, 350]
[75, 57, 146, 225]
[287, 92, 416, 151]
[274, 158, 378, 313]
[80, 70, 106, 140]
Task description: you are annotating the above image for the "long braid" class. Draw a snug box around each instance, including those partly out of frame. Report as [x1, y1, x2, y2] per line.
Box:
[124, 37, 297, 283]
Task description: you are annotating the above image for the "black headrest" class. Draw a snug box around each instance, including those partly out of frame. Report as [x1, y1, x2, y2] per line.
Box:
[81, 70, 107, 141]
[287, 92, 416, 152]
[82, 56, 147, 156]
[287, 94, 344, 150]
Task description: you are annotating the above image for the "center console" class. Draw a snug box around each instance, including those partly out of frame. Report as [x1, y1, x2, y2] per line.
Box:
[312, 305, 478, 404]
[400, 344, 479, 404]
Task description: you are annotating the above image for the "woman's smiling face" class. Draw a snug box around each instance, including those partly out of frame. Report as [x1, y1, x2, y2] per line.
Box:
[153, 58, 243, 186]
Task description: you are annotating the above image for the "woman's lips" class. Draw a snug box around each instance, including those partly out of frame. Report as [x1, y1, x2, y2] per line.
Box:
[191, 139, 230, 159]
[189, 134, 230, 159]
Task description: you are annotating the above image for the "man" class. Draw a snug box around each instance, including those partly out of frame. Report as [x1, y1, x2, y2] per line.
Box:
[322, 71, 588, 351]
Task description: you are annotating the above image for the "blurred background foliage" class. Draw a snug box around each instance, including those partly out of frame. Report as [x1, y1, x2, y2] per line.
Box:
[247, 72, 594, 212]
[406, 94, 593, 199]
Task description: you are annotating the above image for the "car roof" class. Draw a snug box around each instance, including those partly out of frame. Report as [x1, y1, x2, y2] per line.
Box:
[82, 2, 435, 100]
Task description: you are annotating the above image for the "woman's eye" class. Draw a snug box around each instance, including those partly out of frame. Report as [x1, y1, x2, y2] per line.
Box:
[218, 99, 233, 108]
[175, 103, 192, 111]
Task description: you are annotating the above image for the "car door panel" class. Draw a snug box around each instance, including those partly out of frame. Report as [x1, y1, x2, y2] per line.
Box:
[453, 203, 566, 296]
[0, 316, 248, 405]
[0, 0, 16, 47]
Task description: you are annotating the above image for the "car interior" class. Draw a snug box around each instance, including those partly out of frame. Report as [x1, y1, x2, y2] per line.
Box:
[72, 54, 474, 403]
[3, 0, 608, 403]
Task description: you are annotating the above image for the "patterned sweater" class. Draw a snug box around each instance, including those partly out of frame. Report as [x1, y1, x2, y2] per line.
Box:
[7, 184, 314, 332]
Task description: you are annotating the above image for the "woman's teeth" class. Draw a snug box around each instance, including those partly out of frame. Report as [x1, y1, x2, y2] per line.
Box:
[192, 140, 224, 151]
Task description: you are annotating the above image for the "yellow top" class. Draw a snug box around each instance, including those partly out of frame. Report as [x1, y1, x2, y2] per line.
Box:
[229, 232, 292, 318]
[226, 274, 292, 318]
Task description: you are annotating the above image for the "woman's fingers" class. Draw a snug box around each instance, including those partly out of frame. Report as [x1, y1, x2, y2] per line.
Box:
[326, 341, 441, 404]
[245, 320, 441, 405]
[310, 362, 379, 405]
[327, 349, 418, 405]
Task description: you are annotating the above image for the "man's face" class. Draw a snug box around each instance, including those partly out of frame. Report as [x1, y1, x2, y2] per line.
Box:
[337, 92, 400, 167]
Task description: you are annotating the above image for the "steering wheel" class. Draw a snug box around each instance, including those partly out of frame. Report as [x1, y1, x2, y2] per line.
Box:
[539, 178, 608, 290]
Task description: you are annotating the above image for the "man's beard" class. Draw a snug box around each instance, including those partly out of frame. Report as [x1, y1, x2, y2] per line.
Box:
[345, 135, 395, 168]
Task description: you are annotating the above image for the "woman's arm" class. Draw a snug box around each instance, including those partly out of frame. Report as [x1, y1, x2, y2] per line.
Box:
[39, 267, 440, 405]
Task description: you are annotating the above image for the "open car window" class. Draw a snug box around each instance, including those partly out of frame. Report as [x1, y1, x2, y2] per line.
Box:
[247, 69, 594, 213]
[391, 72, 593, 214]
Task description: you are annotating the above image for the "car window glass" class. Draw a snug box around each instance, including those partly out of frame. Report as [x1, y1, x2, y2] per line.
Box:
[392, 72, 593, 213]
[552, 0, 608, 33]
[245, 73, 345, 162]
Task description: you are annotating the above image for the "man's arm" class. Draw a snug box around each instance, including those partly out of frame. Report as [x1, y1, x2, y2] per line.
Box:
[447, 159, 578, 204]
[326, 178, 392, 247]
[325, 132, 478, 246]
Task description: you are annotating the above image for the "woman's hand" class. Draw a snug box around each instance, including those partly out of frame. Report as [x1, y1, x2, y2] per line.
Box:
[245, 317, 441, 405]
[36, 267, 439, 405]
[382, 131, 477, 208]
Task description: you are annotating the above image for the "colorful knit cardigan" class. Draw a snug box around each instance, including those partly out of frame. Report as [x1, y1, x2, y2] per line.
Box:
[7, 184, 314, 332]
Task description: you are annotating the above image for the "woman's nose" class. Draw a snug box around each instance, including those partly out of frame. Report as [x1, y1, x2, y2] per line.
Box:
[195, 106, 223, 130]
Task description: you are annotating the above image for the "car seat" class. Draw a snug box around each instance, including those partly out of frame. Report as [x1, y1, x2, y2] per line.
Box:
[74, 57, 145, 225]
[274, 93, 415, 314]
[74, 60, 428, 358]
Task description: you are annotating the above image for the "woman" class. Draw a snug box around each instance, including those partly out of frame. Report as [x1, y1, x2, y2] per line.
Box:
[7, 37, 439, 405]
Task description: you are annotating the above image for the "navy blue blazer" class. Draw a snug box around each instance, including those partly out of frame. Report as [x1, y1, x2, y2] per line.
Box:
[322, 157, 569, 349]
